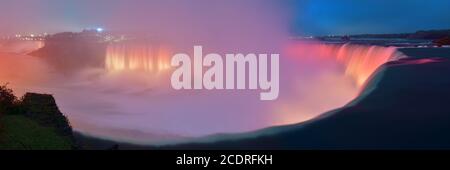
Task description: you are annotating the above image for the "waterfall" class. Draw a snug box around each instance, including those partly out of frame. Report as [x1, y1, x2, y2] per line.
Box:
[0, 40, 44, 54]
[288, 42, 405, 86]
[105, 42, 171, 73]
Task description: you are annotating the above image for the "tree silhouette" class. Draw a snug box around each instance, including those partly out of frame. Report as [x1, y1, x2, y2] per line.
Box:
[0, 83, 19, 114]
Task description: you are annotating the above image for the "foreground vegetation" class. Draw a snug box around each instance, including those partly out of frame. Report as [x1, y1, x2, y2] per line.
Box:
[0, 114, 73, 149]
[0, 84, 76, 150]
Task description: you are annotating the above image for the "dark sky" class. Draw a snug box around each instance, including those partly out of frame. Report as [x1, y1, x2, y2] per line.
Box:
[294, 0, 450, 35]
[0, 0, 449, 36]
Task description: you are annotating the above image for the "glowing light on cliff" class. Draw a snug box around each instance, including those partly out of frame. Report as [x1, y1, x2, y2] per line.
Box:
[37, 41, 45, 49]
[105, 42, 171, 73]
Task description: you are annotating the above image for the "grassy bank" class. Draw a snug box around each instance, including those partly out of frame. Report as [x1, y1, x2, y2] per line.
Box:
[0, 114, 73, 150]
[0, 84, 76, 150]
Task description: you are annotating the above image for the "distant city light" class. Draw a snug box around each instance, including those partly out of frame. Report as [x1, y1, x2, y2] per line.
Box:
[96, 28, 104, 32]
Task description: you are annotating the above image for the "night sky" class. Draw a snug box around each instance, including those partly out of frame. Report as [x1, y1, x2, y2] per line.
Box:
[1, 0, 450, 36]
[294, 0, 450, 35]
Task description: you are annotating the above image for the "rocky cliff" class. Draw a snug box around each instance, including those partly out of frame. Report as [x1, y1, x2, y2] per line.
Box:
[0, 91, 77, 149]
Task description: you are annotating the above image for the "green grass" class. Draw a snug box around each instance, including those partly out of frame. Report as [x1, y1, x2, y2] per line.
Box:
[0, 114, 73, 150]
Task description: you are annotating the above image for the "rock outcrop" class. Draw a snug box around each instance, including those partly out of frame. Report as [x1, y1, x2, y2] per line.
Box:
[21, 93, 77, 148]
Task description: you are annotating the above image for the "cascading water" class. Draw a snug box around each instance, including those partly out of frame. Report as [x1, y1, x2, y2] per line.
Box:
[105, 42, 171, 73]
[287, 42, 406, 86]
[0, 40, 44, 54]
[270, 42, 406, 125]
[0, 40, 407, 144]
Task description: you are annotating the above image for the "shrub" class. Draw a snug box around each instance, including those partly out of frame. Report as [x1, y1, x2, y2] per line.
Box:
[0, 83, 21, 114]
